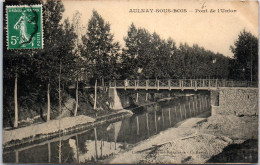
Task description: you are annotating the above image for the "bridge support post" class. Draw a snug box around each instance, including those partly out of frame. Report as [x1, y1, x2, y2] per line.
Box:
[180, 80, 184, 91]
[202, 96, 205, 110]
[204, 96, 207, 109]
[136, 116, 140, 135]
[205, 96, 207, 109]
[184, 104, 187, 118]
[162, 110, 164, 128]
[102, 78, 104, 88]
[196, 97, 199, 114]
[168, 79, 171, 91]
[194, 97, 197, 115]
[154, 111, 157, 132]
[195, 98, 198, 114]
[124, 79, 126, 90]
[157, 80, 160, 91]
[195, 80, 197, 91]
[188, 102, 191, 117]
[201, 96, 204, 111]
[179, 103, 182, 119]
[208, 96, 211, 108]
[174, 106, 177, 118]
[192, 99, 195, 116]
[199, 97, 202, 112]
[168, 108, 172, 126]
[146, 113, 149, 136]
[207, 96, 209, 109]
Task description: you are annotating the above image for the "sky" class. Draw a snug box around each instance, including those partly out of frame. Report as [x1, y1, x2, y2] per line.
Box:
[62, 0, 258, 57]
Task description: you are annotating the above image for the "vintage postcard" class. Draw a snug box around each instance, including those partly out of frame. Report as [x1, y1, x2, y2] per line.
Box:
[2, 0, 258, 164]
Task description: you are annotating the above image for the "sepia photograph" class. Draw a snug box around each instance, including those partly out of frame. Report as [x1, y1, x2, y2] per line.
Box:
[2, 0, 259, 163]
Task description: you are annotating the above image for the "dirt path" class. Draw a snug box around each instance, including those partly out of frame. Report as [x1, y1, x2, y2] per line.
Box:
[109, 117, 211, 163]
[109, 112, 258, 164]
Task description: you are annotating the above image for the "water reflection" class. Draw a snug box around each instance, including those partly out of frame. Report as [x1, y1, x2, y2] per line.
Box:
[3, 94, 211, 163]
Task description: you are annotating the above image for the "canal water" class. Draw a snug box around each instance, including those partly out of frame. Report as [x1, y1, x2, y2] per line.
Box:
[3, 93, 211, 163]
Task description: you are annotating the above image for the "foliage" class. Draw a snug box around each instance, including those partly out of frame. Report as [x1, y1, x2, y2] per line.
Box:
[230, 30, 258, 81]
[81, 10, 120, 82]
[122, 23, 229, 79]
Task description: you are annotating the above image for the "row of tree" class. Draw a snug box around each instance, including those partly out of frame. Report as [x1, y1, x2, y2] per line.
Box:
[3, 0, 258, 128]
[121, 23, 229, 79]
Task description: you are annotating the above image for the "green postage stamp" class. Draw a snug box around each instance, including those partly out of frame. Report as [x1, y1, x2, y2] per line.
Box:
[6, 5, 43, 49]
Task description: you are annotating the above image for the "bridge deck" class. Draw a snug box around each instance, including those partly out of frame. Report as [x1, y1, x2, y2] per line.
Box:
[114, 86, 214, 90]
[78, 79, 257, 91]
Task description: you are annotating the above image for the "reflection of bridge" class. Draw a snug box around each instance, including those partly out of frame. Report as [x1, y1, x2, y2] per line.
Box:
[98, 79, 257, 91]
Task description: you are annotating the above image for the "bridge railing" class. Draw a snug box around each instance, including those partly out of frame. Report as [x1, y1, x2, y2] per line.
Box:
[107, 79, 257, 89]
[139, 80, 146, 87]
[159, 79, 168, 87]
[172, 79, 181, 87]
[148, 80, 156, 87]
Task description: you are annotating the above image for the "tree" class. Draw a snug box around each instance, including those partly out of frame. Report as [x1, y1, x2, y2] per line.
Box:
[71, 11, 82, 117]
[135, 28, 153, 79]
[177, 43, 190, 78]
[58, 18, 77, 116]
[150, 33, 175, 79]
[3, 53, 35, 127]
[81, 10, 120, 82]
[121, 23, 139, 79]
[59, 18, 80, 116]
[230, 30, 258, 81]
[122, 25, 176, 79]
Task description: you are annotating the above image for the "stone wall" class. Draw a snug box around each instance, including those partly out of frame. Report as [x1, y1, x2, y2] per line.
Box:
[211, 88, 258, 116]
